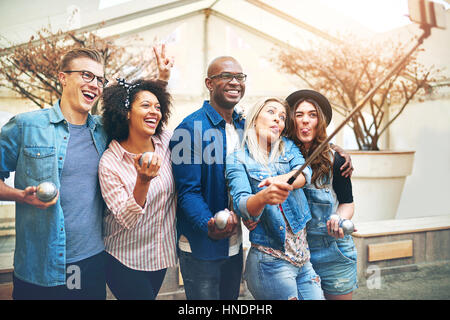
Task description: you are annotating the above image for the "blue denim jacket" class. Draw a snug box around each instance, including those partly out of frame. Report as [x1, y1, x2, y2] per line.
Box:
[225, 137, 312, 251]
[0, 101, 108, 286]
[169, 101, 245, 260]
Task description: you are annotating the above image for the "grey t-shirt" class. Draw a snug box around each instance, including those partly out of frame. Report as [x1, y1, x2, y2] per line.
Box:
[60, 122, 104, 263]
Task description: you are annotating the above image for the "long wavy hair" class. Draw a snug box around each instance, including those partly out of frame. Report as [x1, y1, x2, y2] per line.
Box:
[287, 98, 332, 188]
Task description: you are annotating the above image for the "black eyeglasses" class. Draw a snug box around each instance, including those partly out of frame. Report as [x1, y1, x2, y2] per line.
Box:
[63, 70, 109, 88]
[209, 72, 247, 83]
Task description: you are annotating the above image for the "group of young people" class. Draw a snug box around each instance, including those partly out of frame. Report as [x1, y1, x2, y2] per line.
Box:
[0, 46, 357, 300]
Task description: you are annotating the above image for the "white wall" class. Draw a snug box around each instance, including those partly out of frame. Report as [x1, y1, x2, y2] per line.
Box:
[390, 97, 450, 218]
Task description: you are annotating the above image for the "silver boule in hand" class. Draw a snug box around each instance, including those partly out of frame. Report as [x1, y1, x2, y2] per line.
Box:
[328, 214, 354, 235]
[139, 152, 154, 167]
[36, 182, 58, 202]
[214, 210, 231, 230]
[340, 219, 355, 235]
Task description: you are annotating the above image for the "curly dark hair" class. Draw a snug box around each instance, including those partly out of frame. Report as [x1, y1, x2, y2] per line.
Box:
[101, 79, 172, 141]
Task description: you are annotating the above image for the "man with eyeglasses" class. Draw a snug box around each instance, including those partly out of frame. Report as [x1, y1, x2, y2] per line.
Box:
[0, 47, 172, 299]
[169, 56, 246, 300]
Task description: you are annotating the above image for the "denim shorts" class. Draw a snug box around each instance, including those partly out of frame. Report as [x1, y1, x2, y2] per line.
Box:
[308, 234, 358, 296]
[244, 247, 324, 300]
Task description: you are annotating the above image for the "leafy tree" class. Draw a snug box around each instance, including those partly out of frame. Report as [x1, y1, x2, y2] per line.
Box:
[0, 26, 157, 114]
[273, 33, 443, 150]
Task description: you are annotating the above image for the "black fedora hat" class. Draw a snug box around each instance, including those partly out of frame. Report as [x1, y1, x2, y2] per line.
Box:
[286, 89, 332, 125]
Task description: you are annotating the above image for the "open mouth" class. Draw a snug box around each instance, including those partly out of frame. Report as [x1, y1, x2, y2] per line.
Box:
[224, 89, 241, 98]
[301, 128, 310, 135]
[144, 117, 158, 128]
[270, 126, 280, 134]
[82, 90, 97, 103]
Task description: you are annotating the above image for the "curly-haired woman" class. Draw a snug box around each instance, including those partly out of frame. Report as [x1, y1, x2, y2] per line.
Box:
[99, 79, 176, 300]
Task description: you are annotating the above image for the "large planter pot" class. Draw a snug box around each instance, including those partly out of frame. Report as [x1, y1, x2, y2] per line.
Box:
[348, 150, 415, 223]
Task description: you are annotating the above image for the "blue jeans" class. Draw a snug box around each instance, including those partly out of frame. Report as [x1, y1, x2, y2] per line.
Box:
[308, 235, 358, 295]
[244, 247, 324, 300]
[178, 248, 243, 300]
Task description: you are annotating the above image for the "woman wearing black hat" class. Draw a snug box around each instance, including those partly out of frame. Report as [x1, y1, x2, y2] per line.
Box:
[286, 89, 358, 300]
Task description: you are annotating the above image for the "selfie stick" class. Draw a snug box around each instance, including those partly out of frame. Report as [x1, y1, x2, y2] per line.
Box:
[287, 27, 431, 185]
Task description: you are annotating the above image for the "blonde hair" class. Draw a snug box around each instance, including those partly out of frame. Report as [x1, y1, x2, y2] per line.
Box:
[242, 97, 288, 166]
[59, 48, 104, 72]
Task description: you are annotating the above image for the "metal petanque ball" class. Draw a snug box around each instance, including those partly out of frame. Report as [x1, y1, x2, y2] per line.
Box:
[340, 219, 355, 235]
[214, 210, 230, 230]
[328, 214, 354, 235]
[139, 152, 154, 167]
[36, 182, 58, 202]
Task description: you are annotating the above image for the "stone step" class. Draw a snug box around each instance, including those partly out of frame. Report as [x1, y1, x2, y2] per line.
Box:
[0, 218, 14, 237]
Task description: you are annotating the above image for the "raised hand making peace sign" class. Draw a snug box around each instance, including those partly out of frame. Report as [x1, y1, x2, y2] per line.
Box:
[153, 44, 174, 82]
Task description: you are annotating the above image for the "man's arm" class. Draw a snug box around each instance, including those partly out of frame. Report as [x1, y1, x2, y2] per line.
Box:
[0, 115, 58, 209]
[0, 179, 58, 209]
[330, 143, 354, 178]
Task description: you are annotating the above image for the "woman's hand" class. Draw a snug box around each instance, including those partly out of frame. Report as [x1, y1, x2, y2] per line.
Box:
[327, 215, 345, 239]
[153, 44, 174, 82]
[258, 179, 293, 205]
[133, 153, 161, 208]
[134, 152, 162, 184]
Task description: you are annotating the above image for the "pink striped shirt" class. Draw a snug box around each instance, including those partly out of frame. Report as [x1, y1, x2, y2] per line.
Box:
[99, 130, 177, 271]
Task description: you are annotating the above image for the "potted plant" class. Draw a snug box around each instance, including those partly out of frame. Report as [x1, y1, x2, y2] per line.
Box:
[273, 32, 443, 221]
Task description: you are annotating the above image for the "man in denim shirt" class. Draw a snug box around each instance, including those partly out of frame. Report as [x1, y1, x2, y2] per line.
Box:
[0, 48, 109, 299]
[169, 56, 246, 299]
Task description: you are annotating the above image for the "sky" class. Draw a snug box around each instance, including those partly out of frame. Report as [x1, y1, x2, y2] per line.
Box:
[317, 0, 449, 33]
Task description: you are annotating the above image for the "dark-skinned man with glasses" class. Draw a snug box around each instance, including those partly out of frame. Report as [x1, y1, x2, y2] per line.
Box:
[169, 56, 247, 300]
[169, 56, 354, 300]
[0, 47, 172, 299]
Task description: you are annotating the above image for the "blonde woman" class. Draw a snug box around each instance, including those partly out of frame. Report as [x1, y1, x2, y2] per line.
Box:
[225, 97, 324, 300]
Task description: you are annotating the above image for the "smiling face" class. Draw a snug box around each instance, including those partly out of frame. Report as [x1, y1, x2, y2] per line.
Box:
[127, 90, 162, 139]
[294, 100, 319, 150]
[59, 57, 104, 116]
[206, 58, 246, 110]
[254, 100, 287, 150]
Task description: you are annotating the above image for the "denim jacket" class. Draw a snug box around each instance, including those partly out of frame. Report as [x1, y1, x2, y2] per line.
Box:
[169, 101, 245, 260]
[225, 137, 312, 251]
[0, 101, 108, 286]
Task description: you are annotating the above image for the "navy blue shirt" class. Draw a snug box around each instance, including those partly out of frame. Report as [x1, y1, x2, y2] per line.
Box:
[169, 101, 244, 260]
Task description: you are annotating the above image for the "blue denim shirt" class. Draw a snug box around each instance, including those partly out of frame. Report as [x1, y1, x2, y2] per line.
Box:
[225, 137, 312, 251]
[0, 101, 108, 286]
[169, 101, 244, 260]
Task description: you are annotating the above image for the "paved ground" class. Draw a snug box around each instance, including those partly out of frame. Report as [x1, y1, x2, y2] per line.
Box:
[238, 261, 450, 300]
[2, 233, 449, 300]
[352, 261, 450, 300]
